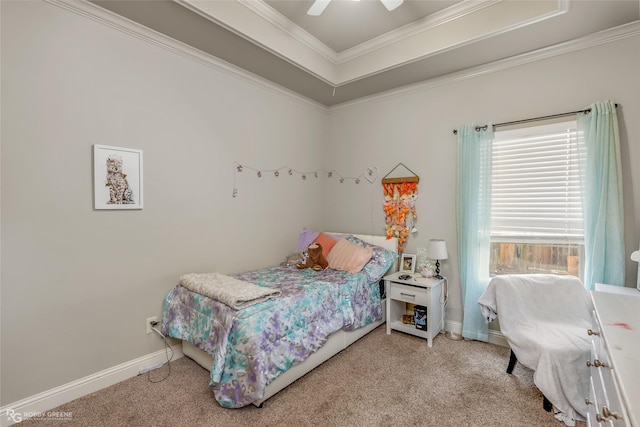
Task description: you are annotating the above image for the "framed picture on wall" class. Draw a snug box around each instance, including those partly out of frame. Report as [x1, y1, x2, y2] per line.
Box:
[400, 253, 416, 274]
[93, 145, 143, 210]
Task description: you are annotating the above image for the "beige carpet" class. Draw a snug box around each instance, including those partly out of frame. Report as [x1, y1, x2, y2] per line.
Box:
[20, 326, 584, 427]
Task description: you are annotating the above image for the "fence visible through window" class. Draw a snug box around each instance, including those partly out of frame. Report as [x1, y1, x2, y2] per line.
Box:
[490, 241, 582, 277]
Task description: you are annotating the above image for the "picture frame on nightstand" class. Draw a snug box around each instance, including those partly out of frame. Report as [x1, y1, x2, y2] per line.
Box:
[399, 253, 416, 273]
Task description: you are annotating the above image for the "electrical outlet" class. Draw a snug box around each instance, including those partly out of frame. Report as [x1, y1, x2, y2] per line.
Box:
[146, 316, 158, 334]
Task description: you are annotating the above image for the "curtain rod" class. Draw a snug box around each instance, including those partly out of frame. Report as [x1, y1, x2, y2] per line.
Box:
[452, 104, 618, 135]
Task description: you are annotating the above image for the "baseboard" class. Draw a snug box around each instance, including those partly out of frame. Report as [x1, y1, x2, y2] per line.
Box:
[487, 329, 509, 347]
[444, 320, 509, 347]
[1, 321, 506, 426]
[445, 319, 463, 337]
[0, 346, 183, 427]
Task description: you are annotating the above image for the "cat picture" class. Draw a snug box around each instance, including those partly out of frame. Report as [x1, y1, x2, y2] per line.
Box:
[105, 155, 134, 204]
[93, 145, 143, 210]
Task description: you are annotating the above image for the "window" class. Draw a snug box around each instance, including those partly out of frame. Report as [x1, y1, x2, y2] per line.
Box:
[489, 120, 584, 277]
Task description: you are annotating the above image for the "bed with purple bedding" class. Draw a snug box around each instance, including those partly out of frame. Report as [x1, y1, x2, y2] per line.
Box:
[161, 234, 398, 408]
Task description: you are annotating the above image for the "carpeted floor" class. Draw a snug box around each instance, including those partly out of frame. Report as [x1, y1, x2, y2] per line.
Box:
[20, 326, 584, 426]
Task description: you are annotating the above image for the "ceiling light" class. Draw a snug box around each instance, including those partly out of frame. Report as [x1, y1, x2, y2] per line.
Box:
[307, 0, 403, 16]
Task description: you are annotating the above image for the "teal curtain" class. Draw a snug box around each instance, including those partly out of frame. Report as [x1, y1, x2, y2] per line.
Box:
[578, 101, 625, 290]
[456, 124, 493, 341]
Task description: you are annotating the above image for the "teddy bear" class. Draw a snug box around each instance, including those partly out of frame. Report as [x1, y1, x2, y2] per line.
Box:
[296, 243, 328, 271]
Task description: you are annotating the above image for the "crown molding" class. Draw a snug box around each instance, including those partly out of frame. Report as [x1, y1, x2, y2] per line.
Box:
[336, 0, 502, 64]
[45, 0, 329, 112]
[180, 0, 567, 87]
[240, 0, 504, 66]
[330, 20, 640, 111]
[178, 0, 338, 85]
[239, 0, 337, 63]
[39, 0, 638, 111]
[333, 0, 567, 86]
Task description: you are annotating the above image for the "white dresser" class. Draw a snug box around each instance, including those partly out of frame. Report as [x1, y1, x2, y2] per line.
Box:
[587, 291, 639, 427]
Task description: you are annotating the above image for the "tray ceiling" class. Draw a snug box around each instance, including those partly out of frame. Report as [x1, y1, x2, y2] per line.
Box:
[90, 0, 639, 106]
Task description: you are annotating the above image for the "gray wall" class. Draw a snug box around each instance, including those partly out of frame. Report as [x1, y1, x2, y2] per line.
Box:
[2, 0, 639, 407]
[1, 1, 327, 405]
[325, 34, 640, 323]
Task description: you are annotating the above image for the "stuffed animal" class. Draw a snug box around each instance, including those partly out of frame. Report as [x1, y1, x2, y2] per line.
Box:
[296, 243, 328, 271]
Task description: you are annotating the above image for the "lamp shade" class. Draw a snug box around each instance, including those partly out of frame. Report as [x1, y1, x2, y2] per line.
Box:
[427, 239, 448, 260]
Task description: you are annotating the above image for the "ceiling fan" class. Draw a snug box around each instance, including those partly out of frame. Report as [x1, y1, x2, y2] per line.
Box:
[307, 0, 404, 16]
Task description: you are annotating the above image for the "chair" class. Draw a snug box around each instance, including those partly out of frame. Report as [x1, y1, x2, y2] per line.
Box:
[477, 274, 593, 426]
[506, 349, 553, 412]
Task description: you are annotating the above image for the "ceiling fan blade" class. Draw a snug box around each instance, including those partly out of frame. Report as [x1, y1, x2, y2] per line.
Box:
[307, 0, 331, 16]
[380, 0, 403, 12]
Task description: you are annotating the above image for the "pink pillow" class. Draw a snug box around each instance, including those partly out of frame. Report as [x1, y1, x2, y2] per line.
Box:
[314, 233, 338, 258]
[327, 238, 373, 274]
[296, 228, 347, 252]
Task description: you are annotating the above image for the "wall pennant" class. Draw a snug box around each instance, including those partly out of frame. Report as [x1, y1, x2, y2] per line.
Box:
[381, 163, 419, 252]
[381, 163, 420, 185]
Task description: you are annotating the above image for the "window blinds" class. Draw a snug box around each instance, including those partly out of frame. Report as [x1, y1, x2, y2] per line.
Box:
[491, 121, 584, 242]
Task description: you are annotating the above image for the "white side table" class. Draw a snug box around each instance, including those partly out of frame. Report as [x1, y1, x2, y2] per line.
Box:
[384, 271, 444, 347]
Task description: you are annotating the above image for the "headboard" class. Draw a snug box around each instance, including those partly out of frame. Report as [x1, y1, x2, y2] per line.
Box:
[352, 233, 398, 253]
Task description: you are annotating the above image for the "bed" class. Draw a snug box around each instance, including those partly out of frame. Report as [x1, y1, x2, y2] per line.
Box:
[162, 232, 398, 408]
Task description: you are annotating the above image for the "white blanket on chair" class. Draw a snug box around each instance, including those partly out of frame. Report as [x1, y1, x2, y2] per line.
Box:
[477, 274, 593, 426]
[179, 273, 280, 310]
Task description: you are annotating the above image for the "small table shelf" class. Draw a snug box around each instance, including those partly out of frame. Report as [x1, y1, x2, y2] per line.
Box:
[384, 271, 445, 347]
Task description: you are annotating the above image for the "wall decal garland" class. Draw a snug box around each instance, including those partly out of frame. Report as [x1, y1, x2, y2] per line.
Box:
[232, 162, 379, 198]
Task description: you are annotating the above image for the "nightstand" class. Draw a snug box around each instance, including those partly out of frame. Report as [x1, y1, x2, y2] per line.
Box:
[384, 271, 444, 347]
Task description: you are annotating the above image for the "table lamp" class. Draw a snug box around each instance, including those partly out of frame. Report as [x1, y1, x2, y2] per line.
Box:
[427, 239, 448, 279]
